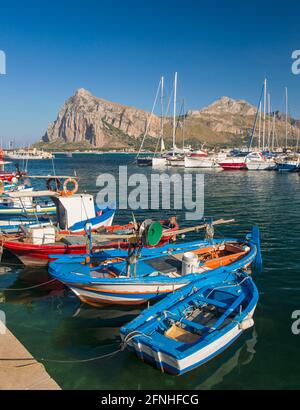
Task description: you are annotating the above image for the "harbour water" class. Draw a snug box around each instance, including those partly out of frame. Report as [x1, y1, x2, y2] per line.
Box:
[0, 154, 300, 389]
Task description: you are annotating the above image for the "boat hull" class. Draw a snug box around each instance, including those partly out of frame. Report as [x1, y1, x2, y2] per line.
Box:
[152, 157, 167, 167]
[0, 205, 56, 218]
[276, 162, 300, 172]
[137, 157, 153, 167]
[246, 162, 276, 171]
[69, 282, 186, 305]
[184, 156, 219, 168]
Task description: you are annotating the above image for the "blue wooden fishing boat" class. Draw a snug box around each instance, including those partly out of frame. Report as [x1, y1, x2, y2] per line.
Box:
[49, 223, 261, 306]
[120, 269, 259, 375]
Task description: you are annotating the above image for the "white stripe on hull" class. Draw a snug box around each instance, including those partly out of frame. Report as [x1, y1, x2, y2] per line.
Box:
[69, 281, 187, 304]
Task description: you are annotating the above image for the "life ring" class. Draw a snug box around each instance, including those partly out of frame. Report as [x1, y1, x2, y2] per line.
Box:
[62, 178, 78, 196]
[46, 177, 61, 192]
[0, 180, 4, 195]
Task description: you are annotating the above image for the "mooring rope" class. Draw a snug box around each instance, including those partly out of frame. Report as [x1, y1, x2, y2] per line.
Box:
[0, 344, 124, 367]
[0, 278, 58, 291]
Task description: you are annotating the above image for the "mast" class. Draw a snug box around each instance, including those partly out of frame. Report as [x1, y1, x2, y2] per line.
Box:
[160, 76, 165, 153]
[172, 72, 178, 153]
[262, 78, 267, 151]
[272, 112, 276, 151]
[268, 93, 271, 150]
[258, 101, 262, 150]
[182, 99, 185, 150]
[285, 87, 288, 150]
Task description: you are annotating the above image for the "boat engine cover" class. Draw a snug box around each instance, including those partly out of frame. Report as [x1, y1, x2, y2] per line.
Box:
[181, 252, 199, 275]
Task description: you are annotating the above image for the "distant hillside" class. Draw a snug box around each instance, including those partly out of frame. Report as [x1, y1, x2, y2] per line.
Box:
[39, 90, 299, 149]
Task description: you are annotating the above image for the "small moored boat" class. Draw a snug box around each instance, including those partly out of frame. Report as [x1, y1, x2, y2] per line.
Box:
[120, 269, 259, 375]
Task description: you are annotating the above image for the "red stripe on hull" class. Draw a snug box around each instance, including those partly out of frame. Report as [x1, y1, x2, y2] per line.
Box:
[219, 162, 247, 170]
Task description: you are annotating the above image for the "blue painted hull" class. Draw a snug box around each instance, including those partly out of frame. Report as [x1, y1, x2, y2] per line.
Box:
[277, 163, 299, 172]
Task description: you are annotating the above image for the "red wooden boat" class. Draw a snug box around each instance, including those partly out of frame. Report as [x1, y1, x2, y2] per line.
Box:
[3, 218, 179, 266]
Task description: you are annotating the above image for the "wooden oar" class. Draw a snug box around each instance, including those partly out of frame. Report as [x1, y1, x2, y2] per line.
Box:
[162, 218, 235, 237]
[55, 218, 235, 242]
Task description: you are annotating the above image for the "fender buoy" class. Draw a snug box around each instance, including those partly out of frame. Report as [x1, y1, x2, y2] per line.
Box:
[61, 178, 78, 196]
[47, 178, 61, 192]
[0, 180, 4, 195]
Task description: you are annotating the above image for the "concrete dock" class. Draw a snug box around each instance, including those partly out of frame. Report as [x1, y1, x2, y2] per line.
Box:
[0, 326, 60, 390]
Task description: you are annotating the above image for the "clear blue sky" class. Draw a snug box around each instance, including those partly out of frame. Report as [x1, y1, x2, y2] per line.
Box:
[0, 0, 300, 144]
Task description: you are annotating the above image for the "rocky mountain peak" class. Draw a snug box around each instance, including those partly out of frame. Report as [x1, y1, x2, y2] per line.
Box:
[188, 96, 257, 117]
[43, 88, 160, 148]
[74, 88, 92, 98]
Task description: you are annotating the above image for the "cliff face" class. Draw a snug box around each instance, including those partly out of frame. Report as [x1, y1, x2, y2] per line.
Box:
[43, 88, 161, 148]
[42, 91, 299, 148]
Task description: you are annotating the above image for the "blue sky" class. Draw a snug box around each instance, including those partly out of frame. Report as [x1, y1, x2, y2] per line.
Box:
[0, 0, 300, 144]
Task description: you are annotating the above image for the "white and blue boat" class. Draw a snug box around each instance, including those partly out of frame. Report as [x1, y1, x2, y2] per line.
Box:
[276, 156, 300, 172]
[3, 189, 115, 234]
[49, 225, 261, 306]
[120, 269, 259, 375]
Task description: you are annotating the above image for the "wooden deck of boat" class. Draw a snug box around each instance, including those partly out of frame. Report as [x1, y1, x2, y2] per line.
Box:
[0, 326, 60, 390]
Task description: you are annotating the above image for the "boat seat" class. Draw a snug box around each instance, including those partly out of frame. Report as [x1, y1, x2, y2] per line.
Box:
[196, 296, 228, 309]
[165, 324, 201, 343]
[165, 311, 209, 333]
[145, 255, 182, 275]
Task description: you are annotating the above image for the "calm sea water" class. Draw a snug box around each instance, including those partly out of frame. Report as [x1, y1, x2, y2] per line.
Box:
[0, 154, 300, 389]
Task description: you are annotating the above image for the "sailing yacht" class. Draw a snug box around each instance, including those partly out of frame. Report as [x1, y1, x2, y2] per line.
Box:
[137, 76, 166, 167]
[243, 78, 276, 170]
[166, 73, 191, 167]
[152, 76, 167, 167]
[245, 152, 276, 170]
[276, 87, 300, 172]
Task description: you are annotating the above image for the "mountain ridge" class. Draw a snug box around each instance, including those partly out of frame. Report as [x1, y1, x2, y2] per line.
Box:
[41, 88, 299, 149]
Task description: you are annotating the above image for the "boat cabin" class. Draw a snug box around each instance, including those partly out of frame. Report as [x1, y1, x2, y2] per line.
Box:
[8, 190, 96, 230]
[52, 194, 96, 230]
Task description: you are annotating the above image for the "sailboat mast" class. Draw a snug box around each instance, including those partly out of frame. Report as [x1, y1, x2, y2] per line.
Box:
[285, 87, 288, 150]
[272, 112, 275, 151]
[262, 78, 267, 151]
[258, 101, 262, 150]
[172, 72, 178, 153]
[182, 99, 185, 150]
[268, 93, 271, 150]
[160, 76, 164, 153]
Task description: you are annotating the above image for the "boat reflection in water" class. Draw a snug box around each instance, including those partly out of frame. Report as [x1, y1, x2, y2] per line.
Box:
[195, 328, 258, 389]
